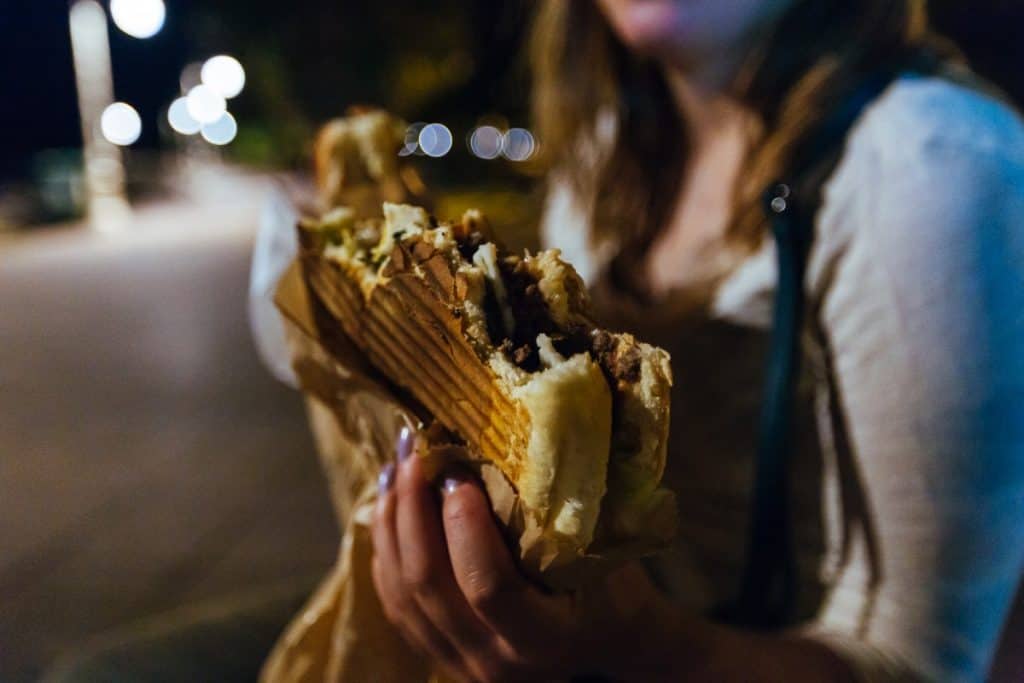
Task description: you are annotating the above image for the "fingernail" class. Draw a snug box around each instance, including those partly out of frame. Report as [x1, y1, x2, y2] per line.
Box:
[442, 476, 461, 497]
[440, 467, 471, 497]
[378, 462, 395, 494]
[396, 426, 414, 463]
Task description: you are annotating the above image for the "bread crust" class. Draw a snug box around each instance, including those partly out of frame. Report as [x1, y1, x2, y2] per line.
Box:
[300, 203, 672, 552]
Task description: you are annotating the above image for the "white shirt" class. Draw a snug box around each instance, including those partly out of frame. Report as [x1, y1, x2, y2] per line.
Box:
[540, 74, 1024, 682]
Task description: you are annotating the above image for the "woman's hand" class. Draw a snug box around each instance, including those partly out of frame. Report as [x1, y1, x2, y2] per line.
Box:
[369, 428, 860, 682]
[370, 427, 668, 682]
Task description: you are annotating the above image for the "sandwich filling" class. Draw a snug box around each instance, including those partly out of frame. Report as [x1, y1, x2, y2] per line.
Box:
[305, 203, 672, 549]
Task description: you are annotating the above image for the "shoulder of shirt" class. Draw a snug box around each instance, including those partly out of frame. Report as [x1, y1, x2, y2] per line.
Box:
[801, 74, 1024, 311]
[840, 72, 1024, 181]
[815, 73, 1024, 252]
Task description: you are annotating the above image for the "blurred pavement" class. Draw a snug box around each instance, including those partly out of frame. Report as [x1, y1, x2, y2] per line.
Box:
[0, 170, 338, 680]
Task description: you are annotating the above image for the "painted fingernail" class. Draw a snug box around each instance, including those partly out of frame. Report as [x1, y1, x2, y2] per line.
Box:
[396, 426, 414, 463]
[378, 462, 396, 494]
[442, 476, 461, 497]
[441, 467, 471, 497]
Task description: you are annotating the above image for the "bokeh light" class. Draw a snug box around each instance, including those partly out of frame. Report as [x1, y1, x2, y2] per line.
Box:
[200, 56, 246, 99]
[186, 85, 227, 125]
[418, 123, 453, 158]
[200, 112, 238, 146]
[109, 0, 166, 39]
[468, 125, 503, 160]
[167, 97, 201, 135]
[502, 128, 536, 162]
[100, 102, 142, 146]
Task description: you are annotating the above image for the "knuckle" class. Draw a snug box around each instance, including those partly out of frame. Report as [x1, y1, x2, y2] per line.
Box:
[465, 573, 514, 614]
[402, 560, 439, 595]
[386, 585, 416, 620]
[373, 566, 409, 617]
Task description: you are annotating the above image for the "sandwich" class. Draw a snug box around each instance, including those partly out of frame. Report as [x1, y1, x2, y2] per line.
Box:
[298, 202, 676, 557]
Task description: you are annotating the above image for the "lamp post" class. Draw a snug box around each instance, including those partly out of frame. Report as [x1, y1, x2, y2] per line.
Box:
[69, 0, 130, 233]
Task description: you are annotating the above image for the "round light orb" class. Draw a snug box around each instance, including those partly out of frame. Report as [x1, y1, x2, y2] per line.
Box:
[186, 84, 226, 125]
[418, 123, 453, 158]
[110, 0, 166, 39]
[502, 128, 536, 162]
[167, 97, 201, 135]
[201, 55, 246, 99]
[468, 125, 503, 160]
[201, 112, 238, 146]
[100, 102, 142, 146]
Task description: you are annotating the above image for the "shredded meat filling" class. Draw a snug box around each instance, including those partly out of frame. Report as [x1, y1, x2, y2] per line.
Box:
[462, 237, 644, 387]
[456, 235, 647, 459]
[590, 330, 645, 457]
[590, 330, 642, 386]
[483, 255, 560, 371]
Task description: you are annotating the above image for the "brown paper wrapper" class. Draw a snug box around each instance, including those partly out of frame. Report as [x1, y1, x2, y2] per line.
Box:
[260, 258, 672, 682]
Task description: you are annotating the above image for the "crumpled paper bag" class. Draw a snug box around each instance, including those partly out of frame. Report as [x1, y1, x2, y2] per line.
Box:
[261, 239, 673, 682]
[259, 260, 434, 683]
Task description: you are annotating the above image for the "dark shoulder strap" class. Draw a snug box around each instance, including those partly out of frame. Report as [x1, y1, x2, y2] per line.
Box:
[723, 72, 898, 629]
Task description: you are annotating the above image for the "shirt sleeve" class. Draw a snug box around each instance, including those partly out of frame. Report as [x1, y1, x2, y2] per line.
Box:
[801, 109, 1024, 681]
[248, 188, 300, 388]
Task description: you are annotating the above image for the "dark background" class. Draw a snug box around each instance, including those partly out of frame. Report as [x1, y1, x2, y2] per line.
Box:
[0, 2, 531, 187]
[3, 1, 1022, 186]
[1, 3, 1023, 680]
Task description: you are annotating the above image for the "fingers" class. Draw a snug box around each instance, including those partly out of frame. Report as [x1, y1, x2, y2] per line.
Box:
[394, 453, 493, 653]
[371, 427, 572, 681]
[371, 457, 464, 674]
[373, 429, 505, 682]
[440, 471, 565, 647]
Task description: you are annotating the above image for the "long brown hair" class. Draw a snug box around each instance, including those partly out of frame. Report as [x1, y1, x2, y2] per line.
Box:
[531, 0, 948, 292]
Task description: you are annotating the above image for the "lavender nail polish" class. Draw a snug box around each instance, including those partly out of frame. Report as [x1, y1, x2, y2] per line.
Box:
[396, 425, 414, 463]
[378, 462, 396, 493]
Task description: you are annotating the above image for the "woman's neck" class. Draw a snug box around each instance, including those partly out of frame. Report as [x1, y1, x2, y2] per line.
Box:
[663, 68, 751, 150]
[640, 68, 754, 296]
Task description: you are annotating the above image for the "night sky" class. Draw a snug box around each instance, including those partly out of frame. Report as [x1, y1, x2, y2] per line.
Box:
[0, 1, 187, 182]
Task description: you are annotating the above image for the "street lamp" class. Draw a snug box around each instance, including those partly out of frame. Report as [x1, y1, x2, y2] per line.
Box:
[69, 0, 130, 232]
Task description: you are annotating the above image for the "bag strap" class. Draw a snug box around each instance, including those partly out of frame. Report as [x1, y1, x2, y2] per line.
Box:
[724, 72, 898, 629]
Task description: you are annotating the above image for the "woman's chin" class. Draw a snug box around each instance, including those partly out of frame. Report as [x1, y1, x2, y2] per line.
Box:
[617, 2, 688, 56]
